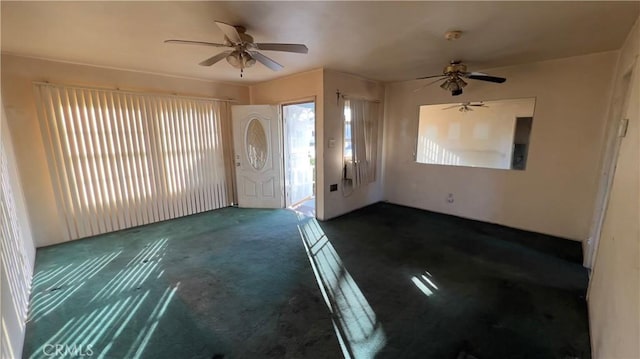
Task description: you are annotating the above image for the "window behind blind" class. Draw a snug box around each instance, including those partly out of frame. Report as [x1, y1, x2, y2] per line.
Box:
[34, 83, 233, 241]
[1, 131, 32, 359]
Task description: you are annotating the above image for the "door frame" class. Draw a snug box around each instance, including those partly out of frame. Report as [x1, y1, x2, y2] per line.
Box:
[280, 97, 317, 215]
[584, 64, 635, 269]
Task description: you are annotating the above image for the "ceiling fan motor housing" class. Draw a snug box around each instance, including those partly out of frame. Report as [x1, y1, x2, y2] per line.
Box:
[239, 32, 254, 45]
[444, 62, 467, 75]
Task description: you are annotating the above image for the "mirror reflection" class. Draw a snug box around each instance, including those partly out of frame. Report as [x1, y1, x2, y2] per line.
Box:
[416, 98, 536, 170]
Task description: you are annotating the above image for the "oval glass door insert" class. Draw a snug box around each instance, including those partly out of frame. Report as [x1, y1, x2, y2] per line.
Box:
[246, 118, 268, 170]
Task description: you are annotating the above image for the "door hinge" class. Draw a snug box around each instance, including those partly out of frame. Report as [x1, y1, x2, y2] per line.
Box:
[618, 118, 629, 138]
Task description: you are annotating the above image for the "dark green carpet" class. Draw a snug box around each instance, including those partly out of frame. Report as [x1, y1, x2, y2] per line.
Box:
[320, 203, 590, 359]
[23, 202, 590, 359]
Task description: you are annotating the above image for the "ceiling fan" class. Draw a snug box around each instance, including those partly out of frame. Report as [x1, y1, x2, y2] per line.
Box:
[416, 61, 506, 96]
[165, 20, 308, 77]
[442, 102, 488, 112]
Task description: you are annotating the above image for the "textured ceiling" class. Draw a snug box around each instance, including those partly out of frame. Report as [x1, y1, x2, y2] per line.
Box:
[2, 1, 638, 84]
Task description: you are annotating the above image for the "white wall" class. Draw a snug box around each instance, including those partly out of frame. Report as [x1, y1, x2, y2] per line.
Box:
[1, 54, 250, 247]
[587, 17, 639, 359]
[1, 97, 36, 359]
[384, 52, 617, 240]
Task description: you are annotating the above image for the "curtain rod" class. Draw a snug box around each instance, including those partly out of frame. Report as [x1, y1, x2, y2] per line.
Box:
[336, 89, 381, 104]
[33, 81, 240, 103]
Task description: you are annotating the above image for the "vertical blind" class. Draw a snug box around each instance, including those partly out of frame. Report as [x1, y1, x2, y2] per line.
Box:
[34, 83, 234, 241]
[1, 136, 32, 357]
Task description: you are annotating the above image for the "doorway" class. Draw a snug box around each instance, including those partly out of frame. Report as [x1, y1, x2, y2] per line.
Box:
[584, 68, 634, 269]
[282, 101, 316, 217]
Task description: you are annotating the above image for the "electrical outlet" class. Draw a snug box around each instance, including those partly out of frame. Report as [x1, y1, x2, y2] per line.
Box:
[447, 193, 454, 203]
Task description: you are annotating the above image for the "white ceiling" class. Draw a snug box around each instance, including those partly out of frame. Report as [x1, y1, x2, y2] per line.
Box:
[2, 1, 638, 84]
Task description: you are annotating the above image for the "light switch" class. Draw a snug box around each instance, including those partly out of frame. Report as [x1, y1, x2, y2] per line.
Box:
[328, 138, 336, 148]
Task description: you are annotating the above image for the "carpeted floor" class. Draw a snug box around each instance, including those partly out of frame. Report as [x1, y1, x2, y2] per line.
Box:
[23, 202, 590, 359]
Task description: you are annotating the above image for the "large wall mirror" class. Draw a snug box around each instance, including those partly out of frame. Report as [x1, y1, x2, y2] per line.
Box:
[416, 97, 536, 170]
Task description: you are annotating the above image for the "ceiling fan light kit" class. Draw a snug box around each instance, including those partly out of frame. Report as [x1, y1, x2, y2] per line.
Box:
[227, 50, 256, 69]
[440, 77, 467, 96]
[165, 20, 308, 77]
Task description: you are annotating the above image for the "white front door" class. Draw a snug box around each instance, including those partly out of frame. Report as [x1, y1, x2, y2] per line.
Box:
[232, 105, 283, 208]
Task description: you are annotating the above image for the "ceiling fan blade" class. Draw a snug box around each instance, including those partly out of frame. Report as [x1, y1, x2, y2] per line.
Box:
[249, 51, 283, 71]
[442, 105, 460, 110]
[413, 77, 447, 93]
[416, 74, 446, 80]
[465, 72, 506, 83]
[255, 43, 309, 54]
[165, 39, 228, 48]
[198, 51, 232, 66]
[215, 21, 242, 44]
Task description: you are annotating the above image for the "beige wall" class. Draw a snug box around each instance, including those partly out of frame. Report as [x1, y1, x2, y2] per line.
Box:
[322, 69, 385, 219]
[1, 97, 36, 359]
[384, 51, 617, 240]
[0, 54, 250, 247]
[588, 17, 639, 359]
